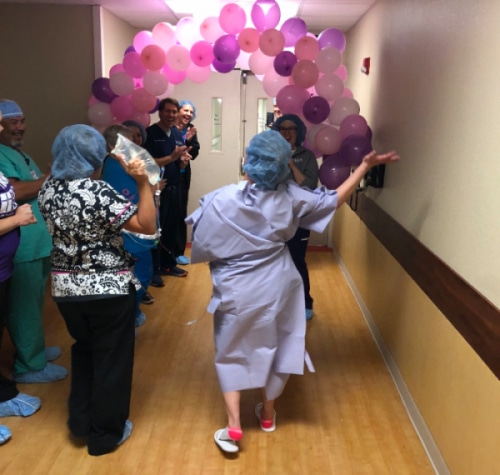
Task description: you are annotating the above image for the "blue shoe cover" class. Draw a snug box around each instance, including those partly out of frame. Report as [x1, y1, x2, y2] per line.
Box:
[0, 425, 12, 444]
[176, 255, 190, 265]
[117, 420, 133, 446]
[305, 309, 313, 321]
[45, 346, 61, 362]
[0, 393, 41, 417]
[14, 363, 68, 383]
[135, 312, 146, 328]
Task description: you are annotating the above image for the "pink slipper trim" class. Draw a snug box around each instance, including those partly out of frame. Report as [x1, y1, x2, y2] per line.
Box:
[228, 427, 243, 441]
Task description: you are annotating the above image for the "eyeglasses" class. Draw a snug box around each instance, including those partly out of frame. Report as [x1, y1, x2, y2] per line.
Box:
[279, 127, 297, 132]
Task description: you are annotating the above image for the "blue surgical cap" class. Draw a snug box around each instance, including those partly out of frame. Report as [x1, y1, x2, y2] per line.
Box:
[271, 114, 307, 147]
[122, 120, 147, 145]
[0, 99, 23, 119]
[243, 130, 291, 190]
[179, 99, 197, 121]
[51, 124, 106, 180]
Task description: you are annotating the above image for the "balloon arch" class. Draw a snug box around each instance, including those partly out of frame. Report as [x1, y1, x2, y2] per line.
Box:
[88, 0, 372, 189]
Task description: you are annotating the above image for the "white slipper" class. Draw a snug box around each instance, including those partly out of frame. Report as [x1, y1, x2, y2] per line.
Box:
[214, 428, 239, 453]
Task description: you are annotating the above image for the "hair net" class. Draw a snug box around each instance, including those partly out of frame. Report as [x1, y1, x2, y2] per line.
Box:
[0, 99, 23, 119]
[122, 120, 147, 144]
[51, 124, 107, 180]
[243, 130, 291, 190]
[271, 114, 306, 147]
[178, 99, 197, 121]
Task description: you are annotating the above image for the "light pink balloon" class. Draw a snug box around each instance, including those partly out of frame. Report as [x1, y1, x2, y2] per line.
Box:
[186, 63, 211, 84]
[294, 36, 319, 61]
[238, 28, 260, 53]
[306, 123, 324, 145]
[275, 84, 310, 115]
[262, 69, 289, 97]
[328, 97, 360, 126]
[176, 17, 201, 49]
[190, 41, 214, 67]
[219, 3, 247, 35]
[109, 63, 125, 76]
[200, 16, 225, 43]
[123, 52, 147, 78]
[314, 73, 344, 102]
[143, 70, 169, 96]
[315, 47, 342, 74]
[141, 45, 166, 71]
[110, 96, 134, 121]
[88, 95, 99, 107]
[314, 125, 342, 155]
[166, 45, 191, 71]
[291, 60, 319, 89]
[162, 63, 187, 84]
[130, 110, 151, 128]
[335, 64, 348, 81]
[131, 88, 157, 113]
[249, 49, 274, 75]
[88, 102, 113, 126]
[109, 71, 135, 96]
[133, 30, 153, 54]
[152, 22, 176, 51]
[342, 87, 354, 98]
[259, 29, 285, 57]
[339, 114, 368, 139]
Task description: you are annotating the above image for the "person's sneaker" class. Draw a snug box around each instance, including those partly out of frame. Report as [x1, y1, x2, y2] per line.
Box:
[14, 363, 67, 383]
[305, 308, 313, 321]
[176, 255, 190, 265]
[141, 292, 155, 305]
[135, 312, 146, 328]
[0, 393, 41, 417]
[149, 275, 165, 287]
[160, 266, 188, 277]
[0, 425, 12, 445]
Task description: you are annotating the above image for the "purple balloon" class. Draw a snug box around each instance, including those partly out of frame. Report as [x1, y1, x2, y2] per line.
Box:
[302, 96, 330, 124]
[319, 158, 351, 189]
[280, 17, 307, 47]
[339, 134, 372, 167]
[365, 126, 373, 143]
[213, 35, 240, 64]
[212, 58, 236, 73]
[149, 98, 160, 114]
[124, 45, 136, 55]
[251, 0, 281, 32]
[318, 28, 346, 52]
[273, 51, 297, 77]
[91, 77, 117, 104]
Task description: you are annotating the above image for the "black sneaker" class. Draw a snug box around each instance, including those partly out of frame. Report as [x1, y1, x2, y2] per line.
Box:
[160, 266, 188, 277]
[150, 275, 165, 287]
[142, 292, 155, 305]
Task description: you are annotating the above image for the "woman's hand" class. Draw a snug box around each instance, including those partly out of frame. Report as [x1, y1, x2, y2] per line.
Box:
[15, 203, 37, 226]
[361, 150, 400, 169]
[120, 156, 150, 185]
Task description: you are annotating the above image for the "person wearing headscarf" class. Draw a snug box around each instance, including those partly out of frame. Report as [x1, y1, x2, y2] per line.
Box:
[174, 99, 200, 265]
[38, 124, 156, 456]
[272, 114, 319, 321]
[0, 98, 67, 383]
[186, 130, 399, 454]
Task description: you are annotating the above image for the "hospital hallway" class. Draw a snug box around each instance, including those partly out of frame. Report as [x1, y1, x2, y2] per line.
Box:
[0, 249, 435, 474]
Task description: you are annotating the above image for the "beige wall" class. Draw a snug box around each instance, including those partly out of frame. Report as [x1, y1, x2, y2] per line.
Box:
[333, 1, 500, 473]
[0, 4, 95, 166]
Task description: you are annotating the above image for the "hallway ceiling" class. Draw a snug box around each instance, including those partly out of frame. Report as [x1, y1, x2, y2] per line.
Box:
[0, 0, 377, 33]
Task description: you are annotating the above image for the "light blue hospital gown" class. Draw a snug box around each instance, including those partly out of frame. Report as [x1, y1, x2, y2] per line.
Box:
[186, 180, 338, 400]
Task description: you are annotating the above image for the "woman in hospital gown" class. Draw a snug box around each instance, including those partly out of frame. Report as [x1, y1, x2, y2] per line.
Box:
[186, 130, 399, 454]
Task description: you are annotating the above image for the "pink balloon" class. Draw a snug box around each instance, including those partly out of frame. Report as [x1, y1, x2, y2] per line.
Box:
[123, 52, 146, 78]
[342, 87, 354, 98]
[339, 114, 368, 139]
[259, 29, 285, 57]
[328, 97, 360, 126]
[186, 63, 211, 84]
[110, 96, 134, 122]
[262, 69, 289, 97]
[280, 17, 307, 47]
[88, 95, 99, 107]
[130, 110, 151, 128]
[162, 63, 187, 84]
[109, 63, 124, 76]
[152, 22, 176, 51]
[249, 49, 274, 75]
[109, 71, 135, 96]
[315, 47, 342, 74]
[88, 102, 113, 126]
[291, 60, 319, 89]
[176, 17, 201, 49]
[143, 70, 169, 96]
[251, 0, 281, 32]
[294, 36, 319, 61]
[200, 16, 225, 43]
[133, 30, 153, 54]
[275, 84, 310, 115]
[190, 41, 214, 67]
[314, 73, 344, 102]
[238, 28, 260, 53]
[131, 88, 157, 113]
[219, 3, 246, 35]
[314, 125, 342, 155]
[335, 64, 348, 81]
[140, 44, 166, 71]
[306, 123, 324, 145]
[166, 45, 191, 71]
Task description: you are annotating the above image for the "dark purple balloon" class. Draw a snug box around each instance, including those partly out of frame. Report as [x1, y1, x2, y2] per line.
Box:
[365, 126, 373, 143]
[124, 45, 136, 55]
[273, 51, 297, 77]
[319, 159, 351, 189]
[302, 96, 330, 124]
[91, 77, 117, 104]
[339, 134, 372, 167]
[213, 35, 240, 64]
[212, 58, 236, 73]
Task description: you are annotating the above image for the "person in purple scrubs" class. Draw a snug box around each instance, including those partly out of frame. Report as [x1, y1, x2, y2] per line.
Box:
[187, 130, 399, 454]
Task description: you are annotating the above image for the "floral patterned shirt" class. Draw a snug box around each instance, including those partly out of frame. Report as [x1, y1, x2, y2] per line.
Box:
[38, 177, 138, 300]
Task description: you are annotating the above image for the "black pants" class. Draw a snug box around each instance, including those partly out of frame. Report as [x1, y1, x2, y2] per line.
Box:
[286, 227, 313, 310]
[57, 288, 136, 456]
[175, 171, 189, 258]
[0, 278, 19, 402]
[156, 184, 182, 271]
